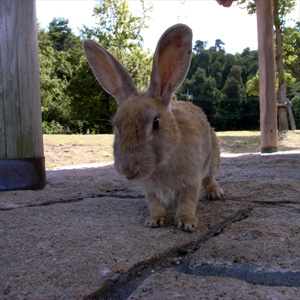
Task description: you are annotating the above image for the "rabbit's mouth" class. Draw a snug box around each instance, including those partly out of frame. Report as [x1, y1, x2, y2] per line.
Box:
[125, 170, 152, 181]
[123, 167, 154, 181]
[126, 175, 136, 181]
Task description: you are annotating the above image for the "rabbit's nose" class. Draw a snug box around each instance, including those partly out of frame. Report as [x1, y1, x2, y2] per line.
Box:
[124, 168, 138, 180]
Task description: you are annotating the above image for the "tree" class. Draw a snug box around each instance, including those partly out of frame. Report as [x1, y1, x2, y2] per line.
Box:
[211, 61, 224, 89]
[273, 0, 295, 130]
[38, 19, 83, 132]
[48, 17, 77, 51]
[81, 0, 150, 56]
[179, 39, 259, 131]
[68, 0, 152, 133]
[238, 0, 296, 130]
[237, 47, 258, 82]
[193, 40, 208, 55]
[282, 22, 300, 79]
[222, 65, 245, 99]
[246, 72, 259, 96]
[215, 39, 225, 51]
[38, 25, 71, 129]
[189, 40, 212, 76]
[38, 1, 152, 133]
[178, 67, 221, 118]
[219, 66, 245, 130]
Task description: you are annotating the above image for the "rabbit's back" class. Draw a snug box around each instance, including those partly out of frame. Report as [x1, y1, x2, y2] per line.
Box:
[170, 101, 213, 157]
[171, 101, 220, 178]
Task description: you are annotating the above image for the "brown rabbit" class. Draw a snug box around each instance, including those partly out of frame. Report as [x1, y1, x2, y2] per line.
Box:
[83, 24, 223, 232]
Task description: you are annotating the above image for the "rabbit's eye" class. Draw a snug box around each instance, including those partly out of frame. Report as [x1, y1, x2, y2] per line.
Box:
[153, 116, 160, 130]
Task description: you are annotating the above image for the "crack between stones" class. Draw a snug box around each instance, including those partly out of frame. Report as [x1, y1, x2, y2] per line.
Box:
[253, 200, 300, 206]
[4, 194, 298, 297]
[0, 193, 145, 211]
[187, 265, 300, 288]
[252, 201, 300, 214]
[84, 206, 253, 300]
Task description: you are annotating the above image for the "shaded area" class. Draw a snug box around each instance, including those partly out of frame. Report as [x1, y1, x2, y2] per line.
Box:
[1, 152, 300, 299]
[188, 266, 300, 287]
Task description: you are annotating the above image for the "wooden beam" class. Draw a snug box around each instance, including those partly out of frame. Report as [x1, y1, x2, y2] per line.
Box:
[287, 100, 297, 131]
[0, 0, 46, 190]
[256, 0, 278, 153]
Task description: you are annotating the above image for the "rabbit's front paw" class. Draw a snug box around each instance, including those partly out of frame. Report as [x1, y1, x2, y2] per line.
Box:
[175, 214, 198, 233]
[203, 177, 224, 200]
[145, 215, 167, 228]
[206, 186, 224, 200]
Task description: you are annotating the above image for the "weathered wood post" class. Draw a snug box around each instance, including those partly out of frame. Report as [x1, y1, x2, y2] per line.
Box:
[287, 99, 297, 131]
[256, 0, 278, 153]
[0, 0, 46, 190]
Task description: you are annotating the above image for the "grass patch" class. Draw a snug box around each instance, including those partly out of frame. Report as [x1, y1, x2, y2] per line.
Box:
[217, 131, 261, 154]
[44, 134, 114, 169]
[278, 131, 300, 151]
[44, 131, 300, 169]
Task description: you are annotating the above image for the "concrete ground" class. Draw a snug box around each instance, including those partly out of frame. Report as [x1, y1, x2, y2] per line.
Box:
[1, 152, 300, 299]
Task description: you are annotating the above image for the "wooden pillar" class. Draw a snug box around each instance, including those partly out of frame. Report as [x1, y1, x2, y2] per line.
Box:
[256, 0, 278, 153]
[287, 99, 297, 130]
[0, 0, 46, 190]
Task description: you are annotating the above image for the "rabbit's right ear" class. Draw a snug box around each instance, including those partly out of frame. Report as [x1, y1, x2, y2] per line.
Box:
[83, 40, 137, 104]
[148, 24, 192, 107]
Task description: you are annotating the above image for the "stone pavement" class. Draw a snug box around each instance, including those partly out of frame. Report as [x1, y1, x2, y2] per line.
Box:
[1, 152, 300, 299]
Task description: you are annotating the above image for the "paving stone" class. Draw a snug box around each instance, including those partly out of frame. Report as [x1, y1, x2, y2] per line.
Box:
[0, 197, 243, 299]
[128, 270, 300, 300]
[219, 152, 300, 181]
[0, 164, 142, 210]
[219, 153, 300, 204]
[190, 205, 300, 274]
[1, 152, 299, 299]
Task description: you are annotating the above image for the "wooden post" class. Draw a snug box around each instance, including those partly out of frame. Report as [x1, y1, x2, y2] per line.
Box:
[256, 0, 278, 153]
[0, 0, 46, 190]
[287, 99, 297, 131]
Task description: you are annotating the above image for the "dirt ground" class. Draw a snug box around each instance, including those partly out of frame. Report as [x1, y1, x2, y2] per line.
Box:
[41, 131, 300, 211]
[43, 131, 300, 169]
[218, 150, 300, 204]
[1, 132, 300, 299]
[41, 131, 300, 212]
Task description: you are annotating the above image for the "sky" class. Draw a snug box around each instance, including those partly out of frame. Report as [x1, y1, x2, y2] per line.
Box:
[36, 0, 300, 55]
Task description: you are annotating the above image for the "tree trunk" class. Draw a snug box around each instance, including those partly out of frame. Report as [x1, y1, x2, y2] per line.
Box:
[256, 0, 278, 153]
[274, 0, 289, 131]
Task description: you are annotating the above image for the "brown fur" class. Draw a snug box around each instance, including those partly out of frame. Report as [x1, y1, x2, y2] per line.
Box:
[83, 24, 223, 232]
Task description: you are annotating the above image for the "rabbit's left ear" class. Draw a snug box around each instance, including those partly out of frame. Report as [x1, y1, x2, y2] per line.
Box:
[148, 24, 192, 107]
[83, 40, 137, 104]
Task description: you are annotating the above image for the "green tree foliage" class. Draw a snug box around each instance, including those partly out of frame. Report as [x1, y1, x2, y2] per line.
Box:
[283, 22, 300, 79]
[238, 0, 298, 130]
[67, 0, 152, 133]
[48, 18, 78, 51]
[178, 40, 260, 131]
[284, 23, 300, 128]
[39, 0, 152, 133]
[80, 0, 152, 89]
[38, 1, 300, 133]
[38, 18, 83, 133]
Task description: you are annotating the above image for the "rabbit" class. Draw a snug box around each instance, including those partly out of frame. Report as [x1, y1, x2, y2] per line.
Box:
[83, 24, 223, 232]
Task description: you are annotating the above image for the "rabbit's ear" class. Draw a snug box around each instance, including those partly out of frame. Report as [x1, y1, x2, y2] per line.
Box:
[148, 24, 192, 107]
[83, 40, 137, 104]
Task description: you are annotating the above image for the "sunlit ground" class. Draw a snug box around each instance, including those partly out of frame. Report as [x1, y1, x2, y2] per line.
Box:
[44, 131, 300, 169]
